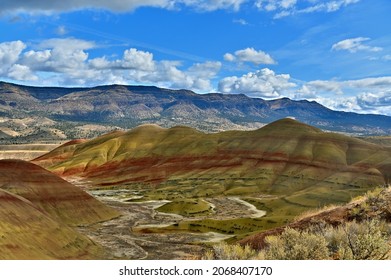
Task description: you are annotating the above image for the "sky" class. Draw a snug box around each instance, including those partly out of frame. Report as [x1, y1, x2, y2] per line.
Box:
[0, 0, 390, 116]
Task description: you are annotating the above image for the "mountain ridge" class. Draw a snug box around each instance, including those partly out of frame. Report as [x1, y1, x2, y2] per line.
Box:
[1, 81, 391, 138]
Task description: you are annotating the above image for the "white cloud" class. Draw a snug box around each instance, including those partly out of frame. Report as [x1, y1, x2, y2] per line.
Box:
[357, 92, 391, 109]
[223, 53, 235, 62]
[0, 0, 247, 14]
[294, 84, 317, 99]
[181, 0, 246, 11]
[218, 68, 296, 98]
[55, 25, 68, 36]
[256, 0, 296, 10]
[346, 77, 391, 88]
[300, 76, 391, 97]
[305, 80, 344, 95]
[0, 0, 174, 14]
[224, 47, 276, 65]
[0, 40, 26, 75]
[88, 56, 111, 69]
[37, 38, 95, 50]
[310, 93, 391, 116]
[299, 0, 360, 13]
[332, 37, 383, 53]
[21, 38, 93, 73]
[187, 61, 222, 79]
[120, 48, 156, 71]
[256, 0, 360, 18]
[313, 95, 362, 112]
[233, 18, 249, 25]
[295, 76, 391, 115]
[8, 64, 37, 81]
[355, 91, 391, 116]
[134, 60, 221, 91]
[0, 38, 221, 92]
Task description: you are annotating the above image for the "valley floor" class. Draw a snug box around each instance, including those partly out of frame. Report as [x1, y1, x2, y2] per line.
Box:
[75, 187, 267, 260]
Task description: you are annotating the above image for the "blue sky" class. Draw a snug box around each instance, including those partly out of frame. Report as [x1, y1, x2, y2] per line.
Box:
[0, 0, 390, 115]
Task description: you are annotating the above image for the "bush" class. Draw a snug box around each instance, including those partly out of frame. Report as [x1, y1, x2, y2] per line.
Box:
[325, 219, 390, 260]
[203, 214, 390, 260]
[350, 186, 391, 221]
[263, 228, 329, 260]
[203, 242, 263, 260]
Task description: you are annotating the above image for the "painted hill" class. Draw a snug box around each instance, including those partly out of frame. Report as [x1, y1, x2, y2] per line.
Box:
[0, 159, 119, 259]
[1, 81, 391, 137]
[34, 119, 391, 209]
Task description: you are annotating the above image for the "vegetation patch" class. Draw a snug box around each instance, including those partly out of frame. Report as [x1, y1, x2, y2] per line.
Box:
[156, 199, 214, 217]
[205, 219, 391, 260]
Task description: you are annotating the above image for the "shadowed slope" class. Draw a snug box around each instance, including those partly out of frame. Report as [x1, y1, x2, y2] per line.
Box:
[0, 159, 120, 259]
[0, 160, 119, 226]
[0, 189, 104, 259]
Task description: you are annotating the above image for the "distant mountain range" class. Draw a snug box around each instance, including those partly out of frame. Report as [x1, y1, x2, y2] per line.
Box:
[1, 81, 391, 140]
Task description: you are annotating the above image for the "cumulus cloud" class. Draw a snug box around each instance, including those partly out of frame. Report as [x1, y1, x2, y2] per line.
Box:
[0, 0, 247, 14]
[299, 76, 391, 97]
[8, 64, 37, 81]
[224, 47, 276, 65]
[312, 95, 362, 112]
[304, 80, 344, 95]
[256, 0, 360, 19]
[295, 76, 391, 116]
[357, 92, 391, 110]
[218, 68, 296, 98]
[332, 37, 383, 53]
[120, 48, 156, 71]
[309, 93, 391, 116]
[0, 40, 26, 75]
[0, 38, 221, 91]
[21, 38, 94, 73]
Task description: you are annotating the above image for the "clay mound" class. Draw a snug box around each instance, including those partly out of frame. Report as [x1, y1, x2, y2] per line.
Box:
[0, 159, 119, 226]
[0, 189, 104, 259]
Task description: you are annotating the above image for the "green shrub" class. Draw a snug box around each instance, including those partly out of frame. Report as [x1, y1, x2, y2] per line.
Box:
[203, 242, 263, 260]
[263, 228, 329, 260]
[350, 186, 391, 221]
[325, 219, 390, 260]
